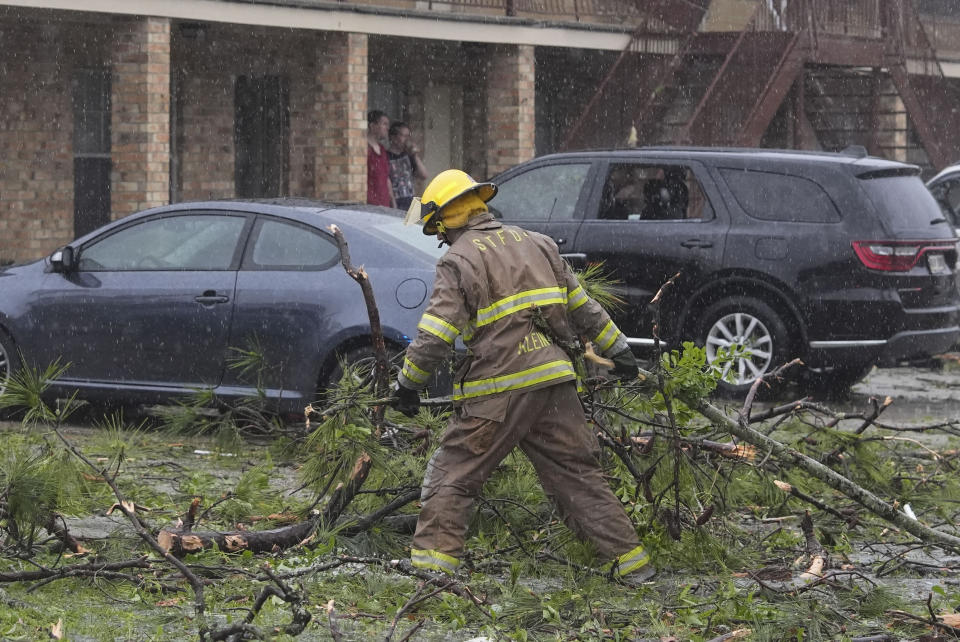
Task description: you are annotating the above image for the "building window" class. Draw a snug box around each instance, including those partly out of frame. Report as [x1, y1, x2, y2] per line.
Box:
[234, 75, 289, 198]
[72, 69, 111, 238]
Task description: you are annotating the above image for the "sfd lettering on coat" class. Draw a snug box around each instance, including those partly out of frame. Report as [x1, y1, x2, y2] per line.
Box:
[472, 228, 529, 252]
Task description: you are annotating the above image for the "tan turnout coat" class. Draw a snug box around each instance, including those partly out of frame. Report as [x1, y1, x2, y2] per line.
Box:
[398, 213, 629, 410]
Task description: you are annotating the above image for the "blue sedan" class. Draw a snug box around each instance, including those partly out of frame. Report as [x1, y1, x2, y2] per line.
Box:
[0, 200, 444, 415]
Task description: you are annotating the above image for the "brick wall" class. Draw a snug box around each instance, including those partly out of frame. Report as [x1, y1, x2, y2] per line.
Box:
[485, 44, 536, 177]
[176, 24, 321, 201]
[111, 16, 171, 218]
[0, 20, 76, 262]
[316, 32, 368, 202]
[177, 72, 234, 200]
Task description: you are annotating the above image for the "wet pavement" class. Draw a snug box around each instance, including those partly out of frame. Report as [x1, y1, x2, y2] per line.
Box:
[844, 364, 960, 425]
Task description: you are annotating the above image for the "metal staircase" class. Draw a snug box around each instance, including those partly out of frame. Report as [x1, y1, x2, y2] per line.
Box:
[563, 0, 959, 169]
[884, 0, 960, 170]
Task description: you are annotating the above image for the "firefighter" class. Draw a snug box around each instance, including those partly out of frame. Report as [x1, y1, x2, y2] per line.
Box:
[395, 169, 655, 584]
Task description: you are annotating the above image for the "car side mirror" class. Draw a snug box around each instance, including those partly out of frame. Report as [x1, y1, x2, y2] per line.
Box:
[50, 246, 75, 273]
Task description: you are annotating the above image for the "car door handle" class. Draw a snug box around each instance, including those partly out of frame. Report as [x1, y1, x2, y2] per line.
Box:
[680, 239, 713, 249]
[561, 253, 587, 267]
[195, 290, 230, 305]
[554, 237, 567, 246]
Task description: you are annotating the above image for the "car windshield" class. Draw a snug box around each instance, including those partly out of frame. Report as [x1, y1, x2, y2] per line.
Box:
[365, 217, 448, 263]
[860, 175, 954, 235]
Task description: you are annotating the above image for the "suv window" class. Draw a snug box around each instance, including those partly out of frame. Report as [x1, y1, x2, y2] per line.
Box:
[598, 164, 711, 221]
[863, 174, 950, 233]
[929, 175, 960, 229]
[489, 163, 590, 221]
[720, 169, 840, 223]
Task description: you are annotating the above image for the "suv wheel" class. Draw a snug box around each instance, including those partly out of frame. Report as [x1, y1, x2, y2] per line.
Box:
[697, 297, 791, 396]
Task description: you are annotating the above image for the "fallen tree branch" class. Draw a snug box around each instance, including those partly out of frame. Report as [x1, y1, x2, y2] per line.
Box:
[52, 428, 211, 638]
[0, 557, 151, 583]
[320, 225, 390, 529]
[339, 488, 420, 536]
[161, 486, 421, 558]
[825, 396, 892, 463]
[658, 366, 960, 554]
[739, 359, 803, 423]
[886, 608, 960, 636]
[158, 519, 316, 558]
[44, 512, 89, 555]
[773, 480, 857, 525]
[631, 433, 757, 461]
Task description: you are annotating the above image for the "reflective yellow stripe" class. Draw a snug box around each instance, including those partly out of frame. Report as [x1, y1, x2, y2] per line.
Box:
[410, 548, 460, 575]
[612, 544, 651, 576]
[475, 287, 567, 328]
[567, 285, 589, 312]
[453, 359, 576, 400]
[402, 357, 430, 385]
[418, 313, 459, 344]
[594, 320, 621, 353]
[461, 320, 475, 342]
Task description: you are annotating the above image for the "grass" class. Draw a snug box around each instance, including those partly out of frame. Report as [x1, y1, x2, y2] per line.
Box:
[0, 416, 955, 641]
[2, 347, 960, 639]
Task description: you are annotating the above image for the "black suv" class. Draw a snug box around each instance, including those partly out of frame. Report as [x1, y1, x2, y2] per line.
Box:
[488, 147, 960, 395]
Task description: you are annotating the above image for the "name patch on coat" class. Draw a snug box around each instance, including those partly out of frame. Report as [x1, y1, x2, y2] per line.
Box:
[517, 331, 552, 355]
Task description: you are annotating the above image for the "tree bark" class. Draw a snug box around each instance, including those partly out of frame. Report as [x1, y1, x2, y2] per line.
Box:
[158, 521, 317, 558]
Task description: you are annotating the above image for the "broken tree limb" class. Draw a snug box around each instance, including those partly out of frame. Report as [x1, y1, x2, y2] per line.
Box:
[339, 488, 420, 536]
[43, 512, 89, 555]
[328, 224, 390, 412]
[825, 395, 892, 463]
[739, 359, 803, 424]
[649, 365, 960, 553]
[51, 428, 211, 638]
[160, 488, 420, 557]
[631, 433, 757, 461]
[773, 480, 855, 525]
[158, 520, 317, 558]
[321, 225, 392, 529]
[0, 557, 151, 583]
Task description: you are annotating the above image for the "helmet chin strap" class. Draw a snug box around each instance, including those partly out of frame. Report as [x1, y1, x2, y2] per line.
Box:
[435, 220, 450, 247]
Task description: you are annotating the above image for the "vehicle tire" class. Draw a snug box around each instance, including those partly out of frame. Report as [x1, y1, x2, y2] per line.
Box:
[799, 362, 875, 400]
[0, 330, 21, 416]
[695, 296, 793, 398]
[317, 345, 401, 400]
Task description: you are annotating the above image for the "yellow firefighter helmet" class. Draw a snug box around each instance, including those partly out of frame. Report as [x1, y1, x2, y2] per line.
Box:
[404, 169, 497, 235]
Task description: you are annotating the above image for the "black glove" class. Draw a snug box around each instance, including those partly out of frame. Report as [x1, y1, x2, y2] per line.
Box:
[610, 349, 640, 381]
[394, 384, 421, 417]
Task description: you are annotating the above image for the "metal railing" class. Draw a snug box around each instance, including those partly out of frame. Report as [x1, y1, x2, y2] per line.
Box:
[407, 0, 955, 56]
[742, 0, 881, 38]
[414, 0, 707, 31]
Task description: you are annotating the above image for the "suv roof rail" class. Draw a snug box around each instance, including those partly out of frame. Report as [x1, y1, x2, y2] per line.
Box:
[841, 145, 869, 158]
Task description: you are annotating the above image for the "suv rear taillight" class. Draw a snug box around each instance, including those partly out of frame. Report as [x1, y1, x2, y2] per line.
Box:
[852, 240, 957, 272]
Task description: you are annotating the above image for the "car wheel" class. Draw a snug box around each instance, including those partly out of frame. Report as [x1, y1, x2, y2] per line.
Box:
[318, 345, 401, 399]
[696, 296, 792, 397]
[0, 330, 20, 407]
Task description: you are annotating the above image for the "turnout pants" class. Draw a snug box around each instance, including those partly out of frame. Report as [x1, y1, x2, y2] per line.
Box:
[411, 382, 642, 572]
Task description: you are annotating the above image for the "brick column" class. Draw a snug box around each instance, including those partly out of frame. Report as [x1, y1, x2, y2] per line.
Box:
[316, 32, 367, 202]
[111, 16, 170, 218]
[485, 44, 535, 177]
